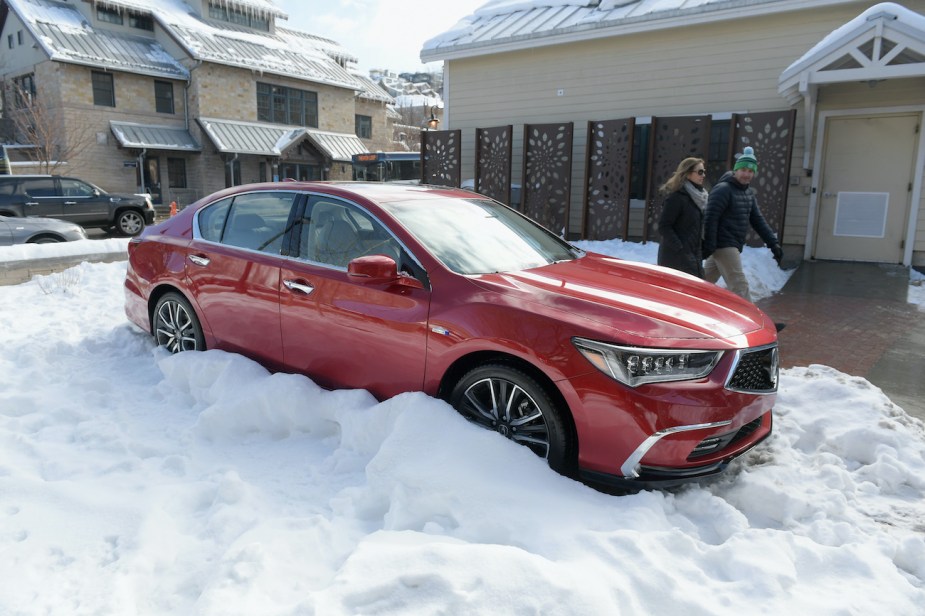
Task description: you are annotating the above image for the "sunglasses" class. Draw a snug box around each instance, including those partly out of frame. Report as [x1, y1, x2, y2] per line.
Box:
[691, 169, 706, 175]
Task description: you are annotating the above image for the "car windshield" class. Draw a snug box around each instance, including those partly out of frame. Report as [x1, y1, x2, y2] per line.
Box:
[381, 197, 580, 275]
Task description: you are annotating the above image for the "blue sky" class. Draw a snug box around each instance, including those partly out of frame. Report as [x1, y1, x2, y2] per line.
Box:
[274, 0, 486, 74]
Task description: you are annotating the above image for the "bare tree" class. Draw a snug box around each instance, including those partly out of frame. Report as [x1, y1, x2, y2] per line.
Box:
[391, 103, 442, 152]
[2, 80, 95, 174]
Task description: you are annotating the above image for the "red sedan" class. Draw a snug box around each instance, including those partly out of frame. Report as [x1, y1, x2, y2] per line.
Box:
[125, 182, 777, 489]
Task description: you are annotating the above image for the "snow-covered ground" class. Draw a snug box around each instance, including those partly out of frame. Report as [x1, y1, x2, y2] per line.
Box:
[1, 240, 924, 615]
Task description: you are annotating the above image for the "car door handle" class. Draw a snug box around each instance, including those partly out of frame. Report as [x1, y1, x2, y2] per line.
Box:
[188, 254, 210, 266]
[25, 201, 38, 206]
[64, 201, 77, 205]
[283, 279, 314, 295]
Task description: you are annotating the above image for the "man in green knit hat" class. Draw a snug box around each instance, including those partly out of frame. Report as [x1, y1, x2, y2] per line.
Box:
[702, 146, 783, 303]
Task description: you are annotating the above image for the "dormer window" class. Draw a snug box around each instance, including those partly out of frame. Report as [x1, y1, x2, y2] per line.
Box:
[97, 6, 123, 25]
[208, 1, 270, 31]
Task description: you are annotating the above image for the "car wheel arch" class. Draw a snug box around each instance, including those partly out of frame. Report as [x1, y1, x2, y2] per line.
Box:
[27, 233, 65, 244]
[147, 284, 210, 340]
[438, 351, 578, 445]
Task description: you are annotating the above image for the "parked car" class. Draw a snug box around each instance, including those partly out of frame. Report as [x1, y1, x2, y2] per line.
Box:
[124, 182, 778, 489]
[0, 214, 88, 245]
[0, 175, 155, 236]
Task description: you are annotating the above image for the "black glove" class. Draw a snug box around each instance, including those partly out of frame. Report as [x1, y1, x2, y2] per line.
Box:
[771, 244, 783, 266]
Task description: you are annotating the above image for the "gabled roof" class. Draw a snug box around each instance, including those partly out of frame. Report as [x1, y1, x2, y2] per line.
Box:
[197, 117, 368, 162]
[779, 2, 925, 103]
[421, 0, 853, 62]
[5, 0, 188, 79]
[110, 121, 201, 151]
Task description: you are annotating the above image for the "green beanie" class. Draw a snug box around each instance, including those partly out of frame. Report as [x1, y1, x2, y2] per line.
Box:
[733, 146, 758, 172]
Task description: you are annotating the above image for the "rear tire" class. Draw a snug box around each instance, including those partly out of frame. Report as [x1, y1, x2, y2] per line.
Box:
[449, 363, 573, 474]
[153, 292, 204, 353]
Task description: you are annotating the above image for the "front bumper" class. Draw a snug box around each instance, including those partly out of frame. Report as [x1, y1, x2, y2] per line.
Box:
[579, 412, 772, 490]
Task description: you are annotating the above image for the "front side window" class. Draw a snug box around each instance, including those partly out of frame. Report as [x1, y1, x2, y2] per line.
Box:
[167, 158, 187, 188]
[299, 198, 401, 268]
[256, 82, 318, 127]
[154, 80, 174, 114]
[60, 179, 97, 197]
[355, 115, 372, 139]
[92, 71, 115, 107]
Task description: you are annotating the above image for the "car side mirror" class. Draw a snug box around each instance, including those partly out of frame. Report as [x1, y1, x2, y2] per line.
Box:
[348, 254, 423, 289]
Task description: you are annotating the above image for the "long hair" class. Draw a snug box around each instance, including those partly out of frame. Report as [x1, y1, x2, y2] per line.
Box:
[659, 157, 706, 195]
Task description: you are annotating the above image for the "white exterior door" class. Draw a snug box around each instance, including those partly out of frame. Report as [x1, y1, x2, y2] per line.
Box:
[814, 113, 917, 263]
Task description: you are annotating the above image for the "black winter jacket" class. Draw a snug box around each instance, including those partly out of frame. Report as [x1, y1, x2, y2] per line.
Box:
[702, 172, 778, 256]
[657, 188, 704, 278]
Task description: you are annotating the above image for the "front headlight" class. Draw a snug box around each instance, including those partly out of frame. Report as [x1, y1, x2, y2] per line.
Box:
[573, 337, 722, 388]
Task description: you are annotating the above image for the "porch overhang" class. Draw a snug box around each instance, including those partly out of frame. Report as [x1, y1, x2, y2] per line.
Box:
[197, 118, 368, 162]
[110, 121, 201, 152]
[778, 3, 925, 168]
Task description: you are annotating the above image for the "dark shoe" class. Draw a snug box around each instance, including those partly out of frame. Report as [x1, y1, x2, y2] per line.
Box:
[774, 323, 786, 332]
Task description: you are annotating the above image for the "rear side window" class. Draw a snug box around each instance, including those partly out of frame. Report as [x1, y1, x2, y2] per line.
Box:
[21, 178, 57, 197]
[220, 192, 297, 254]
[197, 197, 232, 242]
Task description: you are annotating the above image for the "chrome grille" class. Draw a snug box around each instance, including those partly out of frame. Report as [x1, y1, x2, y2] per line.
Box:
[726, 344, 779, 393]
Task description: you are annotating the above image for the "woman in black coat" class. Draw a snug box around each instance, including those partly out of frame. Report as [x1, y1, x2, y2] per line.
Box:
[657, 157, 708, 278]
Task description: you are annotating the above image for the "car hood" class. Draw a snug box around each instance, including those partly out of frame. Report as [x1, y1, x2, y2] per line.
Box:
[469, 252, 771, 345]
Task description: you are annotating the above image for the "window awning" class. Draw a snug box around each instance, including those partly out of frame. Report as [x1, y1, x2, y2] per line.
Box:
[778, 3, 925, 167]
[110, 121, 201, 152]
[197, 117, 369, 162]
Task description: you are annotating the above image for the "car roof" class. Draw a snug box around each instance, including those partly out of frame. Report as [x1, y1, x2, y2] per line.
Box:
[222, 181, 483, 204]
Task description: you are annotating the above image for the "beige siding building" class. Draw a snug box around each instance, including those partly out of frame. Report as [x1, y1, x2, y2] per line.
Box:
[423, 0, 925, 267]
[0, 0, 396, 209]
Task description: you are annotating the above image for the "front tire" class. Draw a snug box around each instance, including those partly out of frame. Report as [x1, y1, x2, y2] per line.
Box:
[449, 363, 573, 473]
[115, 210, 145, 236]
[153, 292, 204, 353]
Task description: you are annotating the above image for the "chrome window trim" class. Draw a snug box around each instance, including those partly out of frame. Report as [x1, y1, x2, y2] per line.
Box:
[724, 342, 780, 395]
[190, 188, 428, 281]
[619, 420, 734, 479]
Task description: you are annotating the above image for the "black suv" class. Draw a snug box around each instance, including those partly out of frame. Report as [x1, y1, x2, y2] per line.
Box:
[0, 175, 156, 236]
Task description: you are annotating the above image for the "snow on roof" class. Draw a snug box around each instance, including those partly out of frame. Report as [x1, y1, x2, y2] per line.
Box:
[6, 0, 188, 79]
[779, 2, 925, 90]
[5, 0, 391, 99]
[421, 0, 854, 62]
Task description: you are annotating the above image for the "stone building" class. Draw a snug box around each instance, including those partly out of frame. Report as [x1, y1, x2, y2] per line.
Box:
[0, 0, 396, 207]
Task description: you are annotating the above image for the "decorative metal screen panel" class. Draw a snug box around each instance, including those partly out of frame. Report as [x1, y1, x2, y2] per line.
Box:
[582, 118, 635, 241]
[644, 115, 711, 242]
[521, 122, 573, 234]
[475, 125, 513, 206]
[422, 129, 461, 187]
[730, 109, 797, 246]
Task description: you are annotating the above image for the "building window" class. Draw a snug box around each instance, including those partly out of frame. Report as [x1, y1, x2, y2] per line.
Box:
[13, 73, 36, 108]
[17, 31, 23, 45]
[355, 115, 372, 139]
[167, 158, 187, 188]
[91, 71, 115, 107]
[97, 6, 123, 25]
[129, 13, 154, 31]
[7, 34, 12, 49]
[225, 158, 241, 188]
[208, 1, 269, 31]
[154, 80, 174, 114]
[256, 82, 317, 127]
